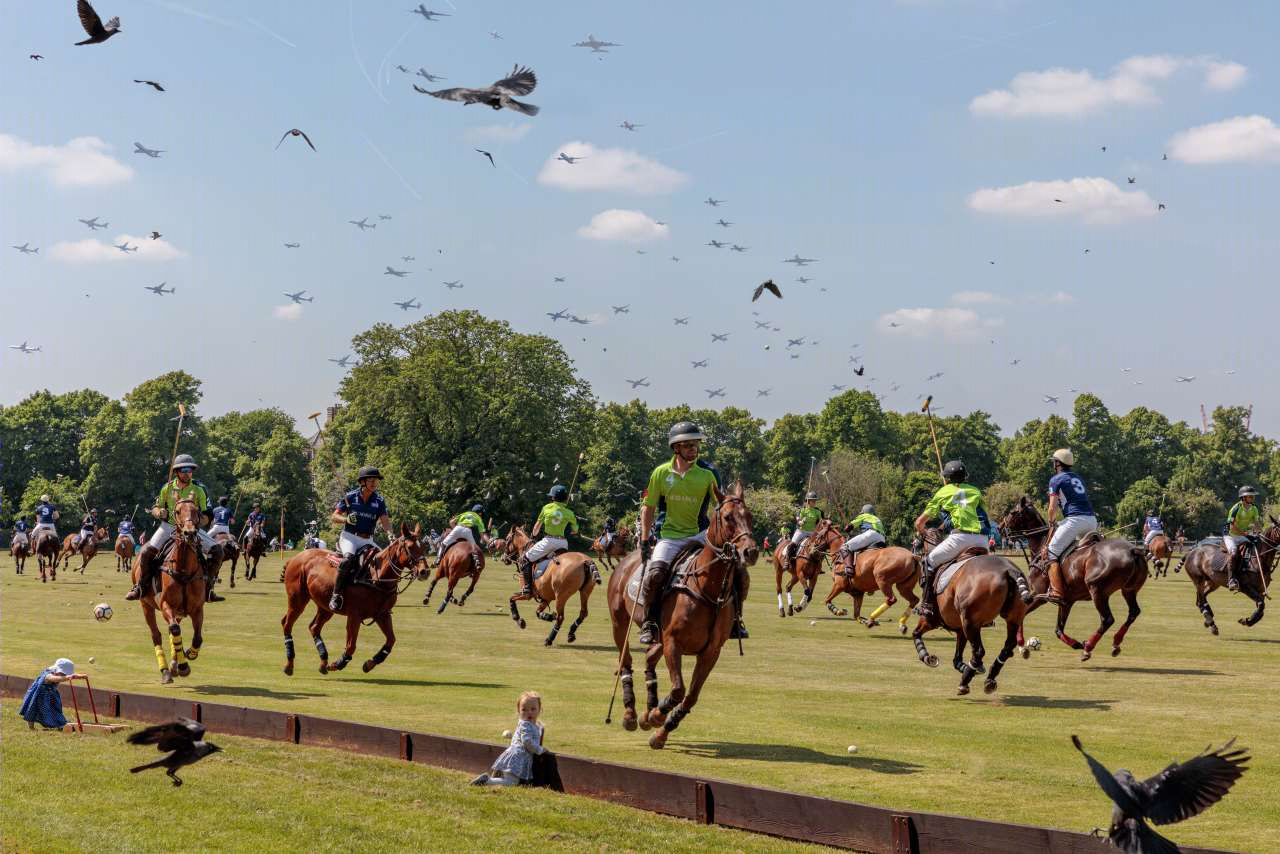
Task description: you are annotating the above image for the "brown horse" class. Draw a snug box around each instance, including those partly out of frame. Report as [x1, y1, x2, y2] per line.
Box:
[422, 536, 485, 614]
[772, 519, 843, 617]
[58, 527, 106, 573]
[115, 535, 135, 572]
[215, 534, 241, 587]
[825, 544, 921, 632]
[281, 523, 424, 675]
[241, 530, 267, 581]
[1146, 533, 1173, 578]
[501, 526, 600, 645]
[1002, 497, 1149, 661]
[913, 526, 1032, 695]
[591, 524, 632, 571]
[33, 529, 61, 581]
[1174, 521, 1277, 633]
[131, 500, 209, 684]
[608, 480, 759, 748]
[11, 536, 30, 574]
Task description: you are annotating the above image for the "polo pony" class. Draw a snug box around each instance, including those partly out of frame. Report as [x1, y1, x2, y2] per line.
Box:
[422, 534, 485, 614]
[11, 536, 30, 574]
[115, 533, 135, 572]
[825, 542, 921, 632]
[772, 518, 842, 616]
[131, 500, 209, 684]
[591, 523, 632, 572]
[59, 527, 106, 573]
[1174, 519, 1277, 633]
[1146, 532, 1174, 578]
[33, 529, 61, 581]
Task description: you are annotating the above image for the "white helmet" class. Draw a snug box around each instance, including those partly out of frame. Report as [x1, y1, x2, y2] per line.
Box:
[1052, 448, 1074, 467]
[40, 494, 51, 502]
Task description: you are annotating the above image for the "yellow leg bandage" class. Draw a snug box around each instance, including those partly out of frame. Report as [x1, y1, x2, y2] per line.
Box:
[869, 600, 892, 621]
[171, 633, 187, 664]
[154, 644, 167, 672]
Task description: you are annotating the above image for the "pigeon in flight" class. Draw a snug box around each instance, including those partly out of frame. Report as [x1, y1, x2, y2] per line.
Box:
[1127, 177, 1135, 184]
[30, 54, 43, 60]
[75, 0, 121, 45]
[853, 365, 865, 377]
[134, 79, 164, 91]
[751, 279, 781, 302]
[705, 388, 726, 399]
[553, 276, 565, 282]
[276, 129, 316, 151]
[396, 65, 410, 73]
[402, 255, 415, 262]
[128, 718, 221, 786]
[753, 320, 771, 329]
[796, 276, 811, 283]
[414, 65, 539, 115]
[756, 389, 771, 397]
[1157, 203, 1166, 211]
[475, 149, 495, 167]
[1072, 734, 1247, 854]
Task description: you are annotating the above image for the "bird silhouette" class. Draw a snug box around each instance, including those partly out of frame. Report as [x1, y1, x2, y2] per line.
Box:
[134, 79, 164, 91]
[30, 54, 43, 60]
[75, 0, 121, 45]
[275, 129, 315, 151]
[475, 149, 495, 167]
[1072, 734, 1248, 854]
[751, 279, 781, 301]
[853, 365, 865, 377]
[128, 718, 221, 786]
[414, 65, 539, 115]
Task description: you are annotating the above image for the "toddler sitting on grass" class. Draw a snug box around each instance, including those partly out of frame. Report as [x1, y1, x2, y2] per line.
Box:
[471, 691, 545, 786]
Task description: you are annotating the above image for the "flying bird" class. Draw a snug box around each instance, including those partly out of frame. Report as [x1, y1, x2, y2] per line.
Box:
[349, 218, 375, 230]
[1127, 177, 1135, 184]
[756, 388, 771, 397]
[1157, 203, 1166, 211]
[385, 267, 409, 277]
[134, 79, 164, 91]
[557, 152, 585, 164]
[853, 366, 865, 377]
[752, 279, 781, 302]
[283, 290, 313, 304]
[144, 283, 174, 295]
[786, 337, 805, 348]
[403, 256, 415, 262]
[831, 384, 846, 392]
[410, 5, 449, 20]
[9, 342, 42, 353]
[673, 316, 689, 325]
[414, 65, 539, 115]
[553, 276, 565, 282]
[1072, 734, 1247, 854]
[275, 128, 315, 151]
[128, 718, 221, 786]
[75, 0, 121, 45]
[30, 54, 43, 60]
[474, 148, 496, 167]
[782, 254, 817, 266]
[12, 243, 38, 255]
[396, 65, 410, 73]
[619, 121, 642, 131]
[150, 231, 162, 240]
[796, 276, 811, 283]
[626, 377, 650, 389]
[133, 142, 163, 158]
[79, 216, 108, 229]
[754, 320, 771, 329]
[575, 34, 620, 53]
[488, 31, 502, 39]
[416, 69, 445, 81]
[394, 298, 421, 311]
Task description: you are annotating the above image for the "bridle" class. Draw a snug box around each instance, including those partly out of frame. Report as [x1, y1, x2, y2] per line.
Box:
[706, 495, 754, 571]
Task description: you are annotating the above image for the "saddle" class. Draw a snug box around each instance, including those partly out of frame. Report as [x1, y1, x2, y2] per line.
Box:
[627, 542, 704, 607]
[325, 546, 380, 585]
[1053, 531, 1103, 565]
[155, 537, 214, 583]
[532, 548, 568, 582]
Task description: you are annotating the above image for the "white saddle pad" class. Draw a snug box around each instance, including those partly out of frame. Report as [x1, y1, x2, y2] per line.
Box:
[935, 558, 978, 595]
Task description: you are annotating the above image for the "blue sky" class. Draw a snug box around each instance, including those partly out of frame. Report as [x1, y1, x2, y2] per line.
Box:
[4, 1, 1279, 436]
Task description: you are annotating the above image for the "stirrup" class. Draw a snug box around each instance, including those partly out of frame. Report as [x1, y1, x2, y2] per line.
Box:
[124, 584, 143, 601]
[730, 619, 748, 639]
[329, 593, 344, 611]
[638, 622, 660, 645]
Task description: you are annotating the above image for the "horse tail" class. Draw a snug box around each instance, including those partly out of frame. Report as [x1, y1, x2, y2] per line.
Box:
[1001, 566, 1028, 618]
[1172, 552, 1190, 575]
[580, 560, 596, 591]
[1129, 546, 1149, 579]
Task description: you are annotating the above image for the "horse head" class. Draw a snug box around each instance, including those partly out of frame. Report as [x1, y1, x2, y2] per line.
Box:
[381, 522, 424, 582]
[708, 480, 758, 567]
[1000, 495, 1044, 538]
[500, 525, 528, 565]
[173, 499, 202, 540]
[811, 518, 844, 554]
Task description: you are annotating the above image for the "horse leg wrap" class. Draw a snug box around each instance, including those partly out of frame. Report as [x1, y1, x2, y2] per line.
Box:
[332, 653, 351, 671]
[621, 673, 636, 709]
[284, 636, 295, 660]
[170, 632, 186, 664]
[664, 706, 689, 733]
[645, 674, 659, 710]
[777, 593, 785, 611]
[545, 626, 559, 645]
[369, 644, 391, 665]
[1057, 629, 1080, 649]
[869, 600, 892, 621]
[786, 591, 794, 607]
[314, 636, 329, 659]
[1084, 631, 1103, 652]
[827, 602, 844, 616]
[154, 644, 167, 672]
[509, 600, 521, 622]
[1112, 623, 1131, 645]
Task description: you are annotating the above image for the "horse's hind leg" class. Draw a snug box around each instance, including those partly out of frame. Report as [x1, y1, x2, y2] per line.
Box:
[912, 620, 939, 667]
[824, 579, 849, 617]
[955, 619, 985, 695]
[1053, 602, 1085, 651]
[423, 569, 441, 605]
[775, 564, 785, 617]
[438, 576, 460, 614]
[1081, 587, 1116, 661]
[545, 595, 567, 646]
[281, 593, 308, 676]
[951, 629, 969, 675]
[864, 579, 899, 628]
[651, 644, 721, 750]
[1110, 589, 1141, 655]
[309, 609, 334, 673]
[1240, 592, 1265, 627]
[457, 572, 480, 606]
[896, 578, 919, 634]
[984, 618, 1020, 694]
[611, 611, 638, 730]
[362, 613, 395, 672]
[647, 646, 686, 741]
[1195, 582, 1218, 635]
[567, 586, 590, 644]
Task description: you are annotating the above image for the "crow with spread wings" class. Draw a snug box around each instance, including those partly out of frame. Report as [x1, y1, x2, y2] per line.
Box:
[414, 64, 539, 115]
[128, 718, 222, 786]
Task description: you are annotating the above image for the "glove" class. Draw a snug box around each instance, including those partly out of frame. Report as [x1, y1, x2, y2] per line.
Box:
[641, 537, 653, 562]
[152, 507, 168, 521]
[346, 513, 358, 525]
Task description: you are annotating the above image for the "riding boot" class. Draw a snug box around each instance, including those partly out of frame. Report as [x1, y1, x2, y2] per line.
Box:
[784, 542, 798, 572]
[1227, 549, 1242, 592]
[1045, 560, 1067, 604]
[125, 544, 159, 601]
[729, 564, 749, 639]
[637, 561, 670, 645]
[518, 557, 534, 596]
[916, 565, 937, 619]
[329, 552, 359, 611]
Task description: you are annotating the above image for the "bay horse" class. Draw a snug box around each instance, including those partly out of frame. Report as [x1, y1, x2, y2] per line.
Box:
[772, 518, 843, 617]
[11, 536, 30, 574]
[422, 536, 485, 614]
[591, 524, 632, 572]
[58, 527, 106, 573]
[501, 526, 600, 646]
[131, 500, 208, 684]
[1001, 496, 1148, 661]
[33, 529, 61, 581]
[115, 534, 135, 572]
[216, 534, 241, 587]
[241, 530, 267, 581]
[608, 480, 759, 749]
[281, 522, 424, 675]
[913, 526, 1031, 695]
[1146, 533, 1173, 578]
[1173, 520, 1277, 634]
[825, 544, 921, 632]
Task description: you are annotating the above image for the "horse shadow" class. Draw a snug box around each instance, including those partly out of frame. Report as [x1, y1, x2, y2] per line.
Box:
[351, 677, 504, 689]
[1227, 637, 1280, 645]
[556, 644, 618, 653]
[671, 741, 922, 774]
[193, 684, 326, 701]
[1089, 665, 1222, 677]
[999, 695, 1113, 711]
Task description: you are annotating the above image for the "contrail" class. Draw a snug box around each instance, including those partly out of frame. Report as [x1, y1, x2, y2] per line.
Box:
[376, 25, 415, 91]
[349, 0, 388, 104]
[653, 130, 730, 155]
[364, 134, 422, 200]
[247, 17, 297, 48]
[147, 0, 242, 30]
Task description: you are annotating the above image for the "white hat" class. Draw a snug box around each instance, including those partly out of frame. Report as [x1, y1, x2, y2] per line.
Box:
[1052, 448, 1074, 466]
[52, 658, 75, 677]
[41, 494, 51, 502]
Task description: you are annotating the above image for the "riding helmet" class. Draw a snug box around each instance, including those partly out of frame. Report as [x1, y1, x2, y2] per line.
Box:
[218, 496, 230, 506]
[1051, 448, 1074, 467]
[804, 492, 819, 501]
[942, 460, 967, 483]
[357, 465, 382, 481]
[471, 504, 484, 514]
[667, 421, 707, 447]
[1147, 509, 1157, 517]
[861, 503, 875, 515]
[549, 484, 568, 501]
[40, 494, 51, 502]
[171, 453, 198, 471]
[90, 507, 98, 514]
[1239, 485, 1259, 498]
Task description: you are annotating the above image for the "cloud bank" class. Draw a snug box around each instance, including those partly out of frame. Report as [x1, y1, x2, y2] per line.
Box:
[577, 209, 670, 243]
[1168, 115, 1280, 164]
[968, 177, 1156, 224]
[538, 142, 688, 194]
[0, 134, 134, 187]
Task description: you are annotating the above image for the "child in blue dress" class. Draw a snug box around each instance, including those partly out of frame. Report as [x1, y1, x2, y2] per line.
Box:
[471, 691, 545, 786]
[20, 658, 78, 729]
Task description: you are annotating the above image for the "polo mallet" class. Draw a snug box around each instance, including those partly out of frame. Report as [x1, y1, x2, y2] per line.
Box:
[921, 396, 944, 479]
[567, 451, 586, 500]
[166, 403, 187, 480]
[806, 457, 816, 495]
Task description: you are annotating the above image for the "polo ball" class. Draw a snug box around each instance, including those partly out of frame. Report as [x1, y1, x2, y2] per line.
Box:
[502, 730, 512, 739]
[1026, 636, 1042, 651]
[88, 657, 96, 664]
[847, 745, 858, 753]
[93, 602, 113, 621]
[809, 620, 817, 626]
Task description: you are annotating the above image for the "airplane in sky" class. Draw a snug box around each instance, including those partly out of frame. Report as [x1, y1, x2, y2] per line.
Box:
[78, 216, 108, 230]
[626, 377, 650, 389]
[349, 218, 376, 230]
[673, 316, 689, 325]
[416, 69, 445, 81]
[707, 239, 725, 248]
[546, 308, 570, 322]
[715, 219, 732, 227]
[115, 241, 138, 253]
[756, 388, 771, 397]
[328, 355, 356, 367]
[831, 384, 846, 392]
[782, 254, 817, 266]
[553, 276, 565, 283]
[574, 34, 620, 53]
[134, 142, 164, 158]
[402, 255, 415, 262]
[705, 388, 726, 399]
[443, 280, 463, 289]
[283, 290, 313, 304]
[612, 304, 630, 314]
[691, 359, 708, 368]
[705, 197, 724, 207]
[569, 315, 590, 325]
[384, 267, 409, 277]
[711, 332, 729, 342]
[411, 5, 449, 20]
[283, 242, 300, 248]
[393, 298, 421, 311]
[12, 242, 37, 254]
[1043, 394, 1059, 403]
[796, 276, 811, 283]
[8, 341, 41, 353]
[787, 337, 805, 348]
[730, 244, 747, 252]
[1175, 375, 1196, 383]
[557, 152, 585, 165]
[753, 320, 771, 329]
[619, 121, 642, 131]
[144, 282, 174, 295]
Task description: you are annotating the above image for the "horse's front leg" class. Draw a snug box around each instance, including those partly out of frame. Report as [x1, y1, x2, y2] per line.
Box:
[162, 603, 190, 678]
[824, 577, 849, 617]
[457, 571, 480, 606]
[545, 596, 567, 646]
[1054, 601, 1084, 651]
[362, 612, 395, 672]
[638, 645, 662, 731]
[309, 608, 334, 673]
[328, 615, 359, 671]
[144, 603, 171, 683]
[647, 642, 686, 740]
[651, 641, 722, 750]
[423, 569, 441, 605]
[1081, 586, 1115, 662]
[774, 563, 786, 617]
[186, 602, 204, 663]
[437, 574, 460, 615]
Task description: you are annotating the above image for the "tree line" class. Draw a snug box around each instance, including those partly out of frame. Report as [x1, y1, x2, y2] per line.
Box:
[4, 310, 1278, 545]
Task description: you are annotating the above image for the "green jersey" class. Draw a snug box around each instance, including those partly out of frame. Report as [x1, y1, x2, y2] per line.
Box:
[156, 479, 208, 516]
[796, 506, 824, 532]
[923, 483, 987, 535]
[536, 502, 578, 538]
[850, 512, 885, 536]
[644, 457, 719, 540]
[1228, 501, 1261, 535]
[456, 511, 484, 531]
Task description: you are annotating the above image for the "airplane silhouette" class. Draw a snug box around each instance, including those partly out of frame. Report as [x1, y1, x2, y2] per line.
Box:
[546, 308, 570, 322]
[831, 384, 846, 392]
[283, 290, 313, 304]
[574, 34, 620, 52]
[115, 241, 138, 253]
[144, 283, 174, 295]
[328, 355, 356, 367]
[626, 377, 650, 389]
[619, 121, 642, 131]
[394, 298, 421, 311]
[9, 342, 41, 353]
[349, 218, 375, 230]
[796, 276, 811, 283]
[783, 254, 817, 265]
[443, 280, 463, 289]
[553, 276, 565, 283]
[384, 267, 409, 277]
[283, 242, 300, 248]
[707, 239, 725, 248]
[730, 245, 747, 252]
[402, 256, 415, 262]
[786, 337, 805, 347]
[711, 333, 729, 342]
[416, 69, 445, 81]
[134, 142, 163, 158]
[411, 5, 449, 20]
[715, 219, 732, 227]
[557, 152, 585, 164]
[756, 388, 771, 397]
[78, 216, 108, 229]
[1175, 376, 1196, 383]
[754, 320, 771, 329]
[705, 388, 726, 399]
[1043, 395, 1059, 403]
[378, 214, 392, 220]
[12, 242, 38, 254]
[691, 359, 709, 368]
[673, 316, 689, 325]
[705, 198, 724, 206]
[612, 304, 630, 314]
[569, 315, 590, 325]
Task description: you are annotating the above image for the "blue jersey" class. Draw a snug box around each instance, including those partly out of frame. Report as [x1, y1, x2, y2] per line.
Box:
[15, 520, 28, 532]
[1145, 516, 1163, 533]
[247, 510, 266, 525]
[36, 503, 56, 525]
[1048, 471, 1094, 517]
[336, 489, 389, 536]
[118, 521, 133, 536]
[211, 507, 233, 526]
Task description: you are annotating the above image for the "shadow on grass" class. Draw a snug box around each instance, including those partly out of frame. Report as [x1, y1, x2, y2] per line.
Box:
[1227, 636, 1280, 644]
[351, 677, 505, 689]
[556, 644, 618, 653]
[1089, 665, 1222, 677]
[193, 684, 327, 701]
[671, 741, 923, 773]
[1001, 695, 1114, 711]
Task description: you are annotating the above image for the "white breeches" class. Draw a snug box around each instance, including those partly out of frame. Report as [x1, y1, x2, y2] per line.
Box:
[440, 525, 477, 550]
[34, 523, 56, 537]
[524, 536, 568, 563]
[841, 529, 885, 553]
[208, 524, 231, 538]
[1143, 529, 1163, 547]
[12, 532, 29, 547]
[148, 521, 216, 555]
[1223, 534, 1250, 554]
[926, 532, 988, 569]
[791, 528, 812, 546]
[651, 531, 707, 564]
[338, 530, 374, 557]
[1047, 515, 1098, 560]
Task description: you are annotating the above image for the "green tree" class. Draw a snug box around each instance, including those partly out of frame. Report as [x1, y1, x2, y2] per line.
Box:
[1001, 415, 1070, 496]
[815, 391, 892, 458]
[813, 449, 904, 528]
[743, 486, 796, 543]
[1114, 477, 1167, 537]
[895, 469, 942, 544]
[1116, 407, 1192, 488]
[984, 480, 1035, 522]
[1067, 394, 1125, 523]
[236, 426, 317, 537]
[578, 400, 665, 529]
[16, 475, 84, 524]
[763, 413, 824, 493]
[79, 400, 150, 517]
[204, 409, 299, 502]
[124, 372, 208, 489]
[0, 389, 108, 502]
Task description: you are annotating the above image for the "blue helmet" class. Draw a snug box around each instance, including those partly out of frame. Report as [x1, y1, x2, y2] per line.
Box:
[471, 504, 484, 514]
[549, 484, 568, 501]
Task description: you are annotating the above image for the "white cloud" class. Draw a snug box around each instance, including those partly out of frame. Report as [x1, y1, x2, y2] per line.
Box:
[273, 303, 302, 320]
[1168, 115, 1280, 164]
[951, 290, 1008, 305]
[538, 142, 688, 195]
[970, 54, 1246, 118]
[577, 209, 670, 243]
[967, 177, 1156, 224]
[878, 307, 1002, 340]
[1047, 290, 1075, 304]
[463, 123, 532, 143]
[48, 234, 186, 263]
[0, 134, 134, 187]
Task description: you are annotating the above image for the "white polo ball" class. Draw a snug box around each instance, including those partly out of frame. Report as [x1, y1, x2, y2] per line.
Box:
[93, 602, 113, 621]
[847, 745, 858, 753]
[88, 657, 96, 664]
[1027, 636, 1042, 650]
[809, 620, 817, 626]
[502, 729, 512, 738]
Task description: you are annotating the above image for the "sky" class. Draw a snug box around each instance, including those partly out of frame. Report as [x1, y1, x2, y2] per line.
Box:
[4, 0, 1280, 438]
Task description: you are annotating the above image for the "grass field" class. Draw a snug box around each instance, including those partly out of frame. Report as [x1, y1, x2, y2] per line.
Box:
[2, 551, 1274, 852]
